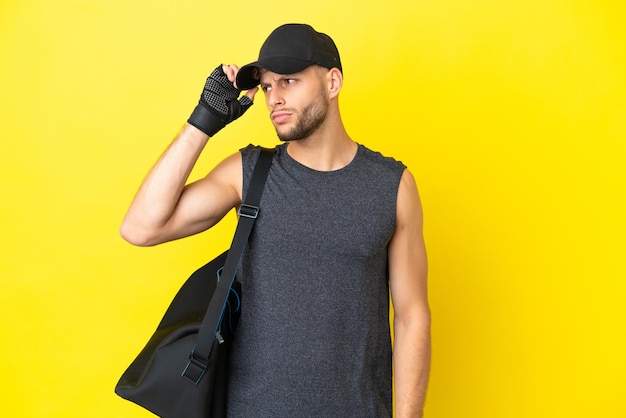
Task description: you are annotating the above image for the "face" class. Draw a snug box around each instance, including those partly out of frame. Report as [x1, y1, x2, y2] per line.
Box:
[259, 66, 330, 141]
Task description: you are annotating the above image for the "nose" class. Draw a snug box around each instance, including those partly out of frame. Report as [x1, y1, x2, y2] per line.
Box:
[267, 89, 284, 107]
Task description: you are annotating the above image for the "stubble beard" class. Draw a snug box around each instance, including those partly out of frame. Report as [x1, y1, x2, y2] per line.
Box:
[275, 92, 329, 142]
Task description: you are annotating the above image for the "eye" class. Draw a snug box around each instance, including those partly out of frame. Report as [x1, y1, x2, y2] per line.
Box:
[261, 85, 272, 93]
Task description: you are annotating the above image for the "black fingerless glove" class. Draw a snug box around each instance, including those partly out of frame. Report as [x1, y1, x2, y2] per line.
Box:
[187, 65, 253, 137]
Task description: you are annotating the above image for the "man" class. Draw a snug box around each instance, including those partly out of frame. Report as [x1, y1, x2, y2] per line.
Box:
[121, 23, 430, 417]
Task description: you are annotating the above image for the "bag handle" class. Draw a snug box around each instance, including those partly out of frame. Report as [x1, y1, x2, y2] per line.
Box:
[182, 147, 274, 384]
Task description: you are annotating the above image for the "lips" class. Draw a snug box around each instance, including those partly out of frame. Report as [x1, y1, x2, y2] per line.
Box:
[271, 112, 292, 124]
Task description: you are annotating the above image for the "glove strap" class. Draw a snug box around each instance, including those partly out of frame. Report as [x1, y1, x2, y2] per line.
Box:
[187, 103, 226, 137]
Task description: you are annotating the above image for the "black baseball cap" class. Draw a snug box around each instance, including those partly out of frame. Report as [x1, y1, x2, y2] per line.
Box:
[236, 24, 342, 90]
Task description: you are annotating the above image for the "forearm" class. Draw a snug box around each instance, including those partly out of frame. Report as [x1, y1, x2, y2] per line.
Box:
[120, 124, 209, 245]
[393, 311, 431, 417]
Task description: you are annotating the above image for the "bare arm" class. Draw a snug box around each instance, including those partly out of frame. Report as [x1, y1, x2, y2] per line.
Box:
[388, 169, 431, 417]
[120, 64, 258, 246]
[120, 124, 242, 246]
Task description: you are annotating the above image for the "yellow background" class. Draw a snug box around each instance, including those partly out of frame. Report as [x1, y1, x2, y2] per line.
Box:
[1, 0, 624, 416]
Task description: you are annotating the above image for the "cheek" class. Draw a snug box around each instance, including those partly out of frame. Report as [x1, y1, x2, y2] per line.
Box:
[263, 93, 272, 109]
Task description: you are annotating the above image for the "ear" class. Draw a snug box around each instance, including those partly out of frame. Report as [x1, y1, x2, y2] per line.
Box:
[327, 68, 343, 99]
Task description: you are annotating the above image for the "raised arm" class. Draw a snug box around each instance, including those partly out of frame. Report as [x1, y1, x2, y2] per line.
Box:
[388, 169, 431, 417]
[120, 65, 258, 246]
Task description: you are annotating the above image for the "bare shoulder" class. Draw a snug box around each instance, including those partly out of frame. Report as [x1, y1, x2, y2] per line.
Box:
[396, 168, 424, 228]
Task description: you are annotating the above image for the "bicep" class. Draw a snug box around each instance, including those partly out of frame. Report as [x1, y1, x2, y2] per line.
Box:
[158, 152, 243, 243]
[388, 169, 429, 320]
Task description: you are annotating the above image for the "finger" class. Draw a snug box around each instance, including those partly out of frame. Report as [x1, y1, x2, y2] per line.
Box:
[224, 64, 241, 84]
[239, 95, 254, 111]
[243, 86, 259, 102]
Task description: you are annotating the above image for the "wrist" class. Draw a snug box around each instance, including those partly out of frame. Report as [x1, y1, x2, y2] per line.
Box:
[187, 102, 225, 137]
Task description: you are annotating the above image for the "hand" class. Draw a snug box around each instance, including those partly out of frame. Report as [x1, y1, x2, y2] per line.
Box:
[187, 65, 258, 137]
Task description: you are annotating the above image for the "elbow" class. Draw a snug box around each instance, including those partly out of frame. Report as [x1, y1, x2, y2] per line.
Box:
[119, 219, 159, 247]
[395, 304, 431, 332]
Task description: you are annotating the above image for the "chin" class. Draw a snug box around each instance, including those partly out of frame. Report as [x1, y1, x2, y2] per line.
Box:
[275, 129, 304, 142]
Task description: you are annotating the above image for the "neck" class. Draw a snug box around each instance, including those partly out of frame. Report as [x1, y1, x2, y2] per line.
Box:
[285, 112, 356, 171]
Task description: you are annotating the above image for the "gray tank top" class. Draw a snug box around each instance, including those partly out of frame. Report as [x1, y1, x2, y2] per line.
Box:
[227, 143, 406, 417]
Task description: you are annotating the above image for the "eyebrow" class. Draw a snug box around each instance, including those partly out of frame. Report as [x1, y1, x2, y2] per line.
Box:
[259, 74, 297, 86]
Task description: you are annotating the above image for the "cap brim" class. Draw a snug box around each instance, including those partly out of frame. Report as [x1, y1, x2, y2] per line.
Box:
[236, 56, 314, 90]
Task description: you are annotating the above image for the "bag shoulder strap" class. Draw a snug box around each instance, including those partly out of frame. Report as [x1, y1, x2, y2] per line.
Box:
[182, 147, 274, 384]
